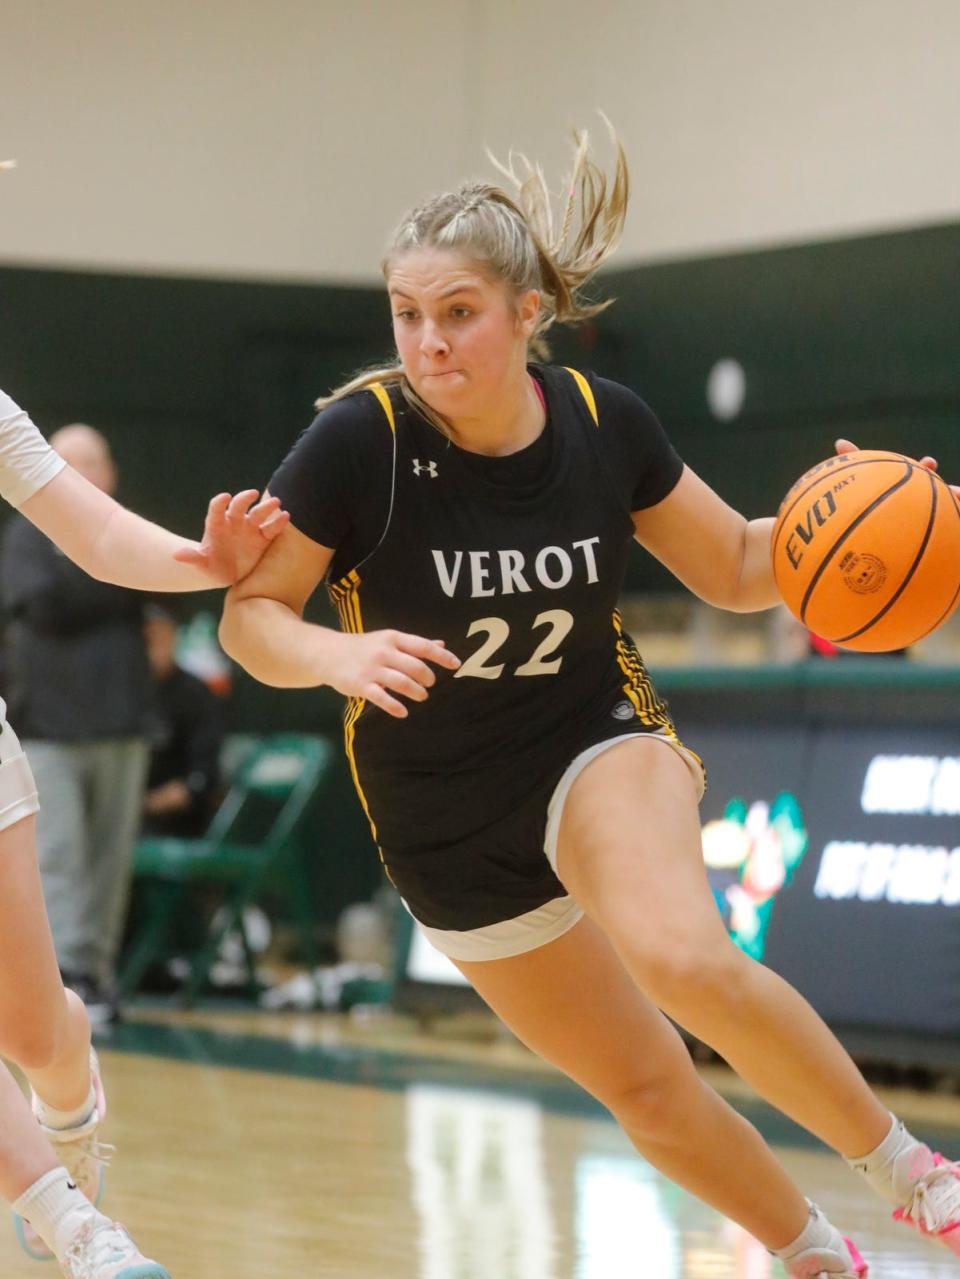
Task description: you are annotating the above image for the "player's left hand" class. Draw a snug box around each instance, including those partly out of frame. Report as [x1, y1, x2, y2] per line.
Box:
[174, 490, 291, 585]
[835, 439, 960, 499]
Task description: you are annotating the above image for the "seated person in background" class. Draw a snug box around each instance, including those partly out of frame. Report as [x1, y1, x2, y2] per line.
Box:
[143, 605, 224, 837]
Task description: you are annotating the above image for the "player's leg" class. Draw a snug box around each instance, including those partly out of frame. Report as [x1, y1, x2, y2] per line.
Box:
[0, 810, 108, 1256]
[4, 1064, 170, 1279]
[0, 1058, 59, 1203]
[456, 918, 864, 1275]
[0, 724, 101, 1252]
[555, 736, 887, 1153]
[0, 1059, 110, 1269]
[0, 1055, 95, 1265]
[0, 810, 92, 1112]
[555, 734, 960, 1253]
[0, 754, 170, 1275]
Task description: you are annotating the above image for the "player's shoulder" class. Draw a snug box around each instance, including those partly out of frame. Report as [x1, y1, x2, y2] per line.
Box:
[281, 385, 396, 468]
[310, 384, 397, 440]
[534, 364, 658, 427]
[591, 374, 659, 427]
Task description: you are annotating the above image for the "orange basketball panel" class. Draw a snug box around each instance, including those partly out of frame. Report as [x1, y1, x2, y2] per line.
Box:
[829, 488, 960, 650]
[772, 453, 916, 618]
[800, 467, 935, 640]
[773, 452, 960, 651]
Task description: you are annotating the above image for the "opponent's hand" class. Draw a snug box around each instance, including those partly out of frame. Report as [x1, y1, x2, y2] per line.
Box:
[174, 490, 290, 585]
[835, 439, 960, 498]
[325, 629, 461, 718]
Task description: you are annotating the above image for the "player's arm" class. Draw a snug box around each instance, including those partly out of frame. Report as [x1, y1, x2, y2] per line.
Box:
[631, 466, 779, 613]
[219, 517, 459, 718]
[1, 388, 287, 589]
[21, 467, 287, 591]
[596, 378, 778, 613]
[219, 520, 338, 687]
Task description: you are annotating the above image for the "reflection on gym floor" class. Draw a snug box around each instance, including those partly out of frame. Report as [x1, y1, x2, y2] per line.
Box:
[1, 1014, 958, 1278]
[404, 1079, 958, 1278]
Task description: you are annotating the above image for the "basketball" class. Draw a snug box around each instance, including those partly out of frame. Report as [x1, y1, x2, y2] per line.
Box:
[772, 449, 960, 651]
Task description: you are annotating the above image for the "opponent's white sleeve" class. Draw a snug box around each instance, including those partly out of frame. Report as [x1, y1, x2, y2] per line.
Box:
[0, 389, 66, 508]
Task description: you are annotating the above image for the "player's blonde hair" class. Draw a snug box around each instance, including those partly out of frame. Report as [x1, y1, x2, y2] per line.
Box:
[316, 119, 629, 431]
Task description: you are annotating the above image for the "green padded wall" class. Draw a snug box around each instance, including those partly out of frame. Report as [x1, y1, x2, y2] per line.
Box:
[2, 216, 958, 663]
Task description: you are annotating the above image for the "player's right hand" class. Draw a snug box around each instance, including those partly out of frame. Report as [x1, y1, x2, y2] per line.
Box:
[325, 629, 460, 718]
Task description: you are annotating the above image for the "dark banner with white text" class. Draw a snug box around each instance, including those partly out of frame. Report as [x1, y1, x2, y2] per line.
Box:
[686, 723, 960, 1034]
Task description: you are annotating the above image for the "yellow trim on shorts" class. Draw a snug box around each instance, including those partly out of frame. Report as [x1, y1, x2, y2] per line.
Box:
[564, 367, 599, 426]
[611, 607, 674, 733]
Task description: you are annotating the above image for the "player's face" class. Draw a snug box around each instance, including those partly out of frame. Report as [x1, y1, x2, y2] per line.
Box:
[387, 248, 539, 420]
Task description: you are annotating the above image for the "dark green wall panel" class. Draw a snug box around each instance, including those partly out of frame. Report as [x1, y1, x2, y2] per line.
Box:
[2, 217, 958, 633]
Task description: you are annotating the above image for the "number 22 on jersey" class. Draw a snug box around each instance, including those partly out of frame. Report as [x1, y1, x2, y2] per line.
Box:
[455, 609, 574, 680]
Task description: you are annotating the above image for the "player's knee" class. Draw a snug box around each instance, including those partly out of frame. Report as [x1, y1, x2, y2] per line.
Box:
[629, 938, 749, 1014]
[605, 1066, 696, 1139]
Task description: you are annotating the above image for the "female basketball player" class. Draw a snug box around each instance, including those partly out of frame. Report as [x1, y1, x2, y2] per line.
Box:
[220, 127, 960, 1277]
[0, 385, 287, 1278]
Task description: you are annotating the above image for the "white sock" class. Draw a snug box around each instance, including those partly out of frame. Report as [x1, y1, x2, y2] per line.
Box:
[32, 1084, 97, 1132]
[12, 1167, 104, 1261]
[772, 1200, 842, 1262]
[847, 1112, 928, 1207]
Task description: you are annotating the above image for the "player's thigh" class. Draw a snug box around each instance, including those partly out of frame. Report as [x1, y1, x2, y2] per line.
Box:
[454, 915, 694, 1104]
[555, 736, 732, 959]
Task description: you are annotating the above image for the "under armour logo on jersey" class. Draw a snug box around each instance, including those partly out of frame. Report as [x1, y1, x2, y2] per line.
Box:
[412, 458, 438, 478]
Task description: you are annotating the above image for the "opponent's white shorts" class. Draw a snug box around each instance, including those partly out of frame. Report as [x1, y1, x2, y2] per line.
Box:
[416, 730, 705, 962]
[0, 713, 40, 833]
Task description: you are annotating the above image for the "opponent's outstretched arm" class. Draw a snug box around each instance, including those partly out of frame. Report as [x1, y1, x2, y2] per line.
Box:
[1, 389, 288, 590]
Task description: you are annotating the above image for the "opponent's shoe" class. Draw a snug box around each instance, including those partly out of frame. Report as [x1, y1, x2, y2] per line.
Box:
[59, 1218, 171, 1279]
[14, 1049, 110, 1261]
[891, 1144, 960, 1256]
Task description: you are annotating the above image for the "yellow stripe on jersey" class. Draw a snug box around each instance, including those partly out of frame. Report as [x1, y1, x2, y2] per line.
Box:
[369, 382, 396, 433]
[564, 367, 599, 426]
[611, 608, 676, 734]
[328, 568, 362, 636]
[326, 569, 396, 885]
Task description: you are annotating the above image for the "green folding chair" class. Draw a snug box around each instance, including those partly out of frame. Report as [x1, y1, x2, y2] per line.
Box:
[118, 733, 333, 1005]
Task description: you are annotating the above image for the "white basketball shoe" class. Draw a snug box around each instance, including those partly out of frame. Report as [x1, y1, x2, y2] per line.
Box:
[59, 1218, 171, 1279]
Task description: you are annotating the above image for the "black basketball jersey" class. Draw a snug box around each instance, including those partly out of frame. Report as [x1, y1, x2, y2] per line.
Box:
[270, 364, 686, 929]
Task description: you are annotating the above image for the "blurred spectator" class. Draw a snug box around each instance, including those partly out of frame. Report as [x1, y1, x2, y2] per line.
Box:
[0, 424, 151, 1023]
[143, 605, 224, 838]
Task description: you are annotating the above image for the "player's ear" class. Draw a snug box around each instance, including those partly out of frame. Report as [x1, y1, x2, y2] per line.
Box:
[516, 289, 541, 338]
